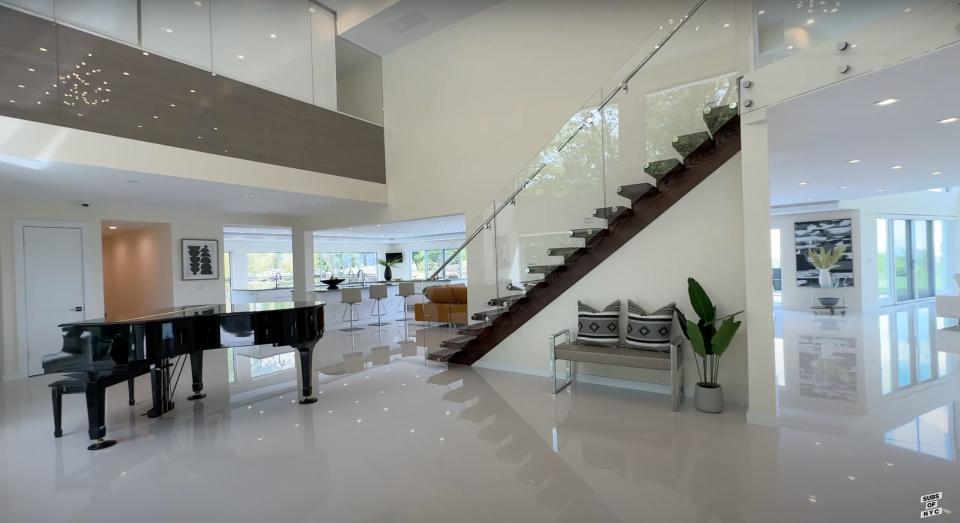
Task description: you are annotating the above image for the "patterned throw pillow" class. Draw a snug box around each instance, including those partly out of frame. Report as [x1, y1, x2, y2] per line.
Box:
[576, 300, 621, 347]
[625, 300, 675, 351]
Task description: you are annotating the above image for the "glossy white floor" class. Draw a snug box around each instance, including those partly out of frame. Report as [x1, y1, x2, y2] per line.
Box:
[1, 303, 958, 522]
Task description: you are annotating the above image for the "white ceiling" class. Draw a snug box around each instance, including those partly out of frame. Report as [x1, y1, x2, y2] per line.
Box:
[0, 155, 344, 215]
[768, 42, 960, 207]
[313, 214, 464, 241]
[225, 215, 465, 243]
[335, 0, 502, 55]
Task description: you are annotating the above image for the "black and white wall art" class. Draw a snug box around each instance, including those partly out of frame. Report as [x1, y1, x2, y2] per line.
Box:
[181, 239, 219, 280]
[794, 218, 854, 287]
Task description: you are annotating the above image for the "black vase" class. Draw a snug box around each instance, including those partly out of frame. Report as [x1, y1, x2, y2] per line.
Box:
[383, 266, 392, 281]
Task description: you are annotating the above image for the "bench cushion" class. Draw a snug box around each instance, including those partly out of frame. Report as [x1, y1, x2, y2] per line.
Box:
[554, 342, 671, 370]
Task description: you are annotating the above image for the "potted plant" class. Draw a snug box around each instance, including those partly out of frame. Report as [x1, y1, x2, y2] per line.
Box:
[377, 258, 400, 281]
[677, 278, 743, 413]
[806, 244, 846, 288]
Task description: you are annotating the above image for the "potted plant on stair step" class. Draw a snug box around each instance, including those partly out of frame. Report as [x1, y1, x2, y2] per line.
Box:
[377, 258, 400, 281]
[677, 278, 743, 413]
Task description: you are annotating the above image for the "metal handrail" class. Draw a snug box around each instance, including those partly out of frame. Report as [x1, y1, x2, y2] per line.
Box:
[428, 0, 708, 281]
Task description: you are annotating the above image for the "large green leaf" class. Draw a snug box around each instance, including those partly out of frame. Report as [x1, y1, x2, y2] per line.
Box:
[676, 308, 689, 339]
[710, 318, 742, 357]
[686, 320, 707, 358]
[687, 278, 715, 323]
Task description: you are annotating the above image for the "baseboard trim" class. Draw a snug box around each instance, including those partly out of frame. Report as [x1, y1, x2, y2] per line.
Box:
[473, 359, 676, 396]
[746, 410, 781, 427]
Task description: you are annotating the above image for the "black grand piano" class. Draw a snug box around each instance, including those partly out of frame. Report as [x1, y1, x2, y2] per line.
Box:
[42, 301, 325, 450]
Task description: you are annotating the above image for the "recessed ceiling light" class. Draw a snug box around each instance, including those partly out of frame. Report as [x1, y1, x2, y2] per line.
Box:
[904, 7, 912, 13]
[137, 124, 142, 128]
[39, 47, 47, 52]
[169, 103, 176, 107]
[876, 188, 885, 192]
[142, 51, 150, 56]
[152, 115, 159, 119]
[237, 54, 245, 60]
[798, 181, 808, 186]
[194, 0, 203, 6]
[891, 165, 903, 170]
[938, 117, 958, 124]
[8, 99, 15, 103]
[17, 84, 24, 88]
[189, 89, 196, 93]
[806, 18, 815, 24]
[874, 98, 899, 106]
[847, 159, 860, 164]
[27, 68, 35, 72]
[723, 23, 731, 28]
[837, 185, 848, 189]
[123, 71, 130, 76]
[108, 226, 118, 230]
[757, 10, 765, 15]
[242, 193, 256, 198]
[932, 171, 943, 175]
[270, 33, 278, 39]
[76, 113, 83, 117]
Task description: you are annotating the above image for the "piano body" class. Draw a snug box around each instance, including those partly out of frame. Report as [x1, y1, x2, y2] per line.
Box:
[42, 301, 325, 450]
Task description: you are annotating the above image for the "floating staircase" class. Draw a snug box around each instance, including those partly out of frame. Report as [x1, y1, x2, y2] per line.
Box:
[431, 103, 741, 364]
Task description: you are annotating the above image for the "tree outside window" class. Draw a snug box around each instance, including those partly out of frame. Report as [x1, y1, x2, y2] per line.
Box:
[246, 252, 293, 289]
[313, 252, 377, 283]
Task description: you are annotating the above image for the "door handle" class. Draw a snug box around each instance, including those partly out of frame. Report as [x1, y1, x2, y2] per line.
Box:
[73, 306, 83, 312]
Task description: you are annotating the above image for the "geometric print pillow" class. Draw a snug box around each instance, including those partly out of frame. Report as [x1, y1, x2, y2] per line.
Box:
[625, 300, 675, 352]
[576, 300, 621, 347]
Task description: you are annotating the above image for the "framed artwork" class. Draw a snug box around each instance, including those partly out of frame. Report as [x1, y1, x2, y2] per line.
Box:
[794, 218, 854, 287]
[181, 239, 219, 280]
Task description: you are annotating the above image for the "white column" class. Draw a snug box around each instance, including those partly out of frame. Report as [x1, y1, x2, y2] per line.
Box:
[292, 226, 315, 302]
[741, 109, 779, 425]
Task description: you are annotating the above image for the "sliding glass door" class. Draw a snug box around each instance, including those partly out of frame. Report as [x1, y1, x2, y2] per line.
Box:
[879, 218, 951, 304]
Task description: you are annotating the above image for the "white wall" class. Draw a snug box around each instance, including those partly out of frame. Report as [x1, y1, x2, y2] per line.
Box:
[102, 224, 174, 318]
[0, 196, 292, 379]
[478, 156, 750, 405]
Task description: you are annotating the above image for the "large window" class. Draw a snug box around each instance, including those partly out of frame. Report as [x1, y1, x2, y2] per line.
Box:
[878, 219, 951, 304]
[246, 252, 293, 289]
[314, 252, 377, 282]
[770, 229, 781, 306]
[410, 249, 467, 280]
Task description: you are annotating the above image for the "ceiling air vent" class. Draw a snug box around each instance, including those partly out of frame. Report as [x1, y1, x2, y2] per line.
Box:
[387, 9, 428, 33]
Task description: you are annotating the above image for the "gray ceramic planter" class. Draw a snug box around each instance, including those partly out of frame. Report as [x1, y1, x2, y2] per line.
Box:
[695, 383, 724, 413]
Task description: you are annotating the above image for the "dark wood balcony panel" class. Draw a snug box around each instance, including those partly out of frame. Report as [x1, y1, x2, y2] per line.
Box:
[0, 5, 385, 184]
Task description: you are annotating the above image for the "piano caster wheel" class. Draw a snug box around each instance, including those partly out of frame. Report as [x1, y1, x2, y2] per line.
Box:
[54, 430, 63, 438]
[299, 397, 318, 405]
[187, 393, 207, 401]
[128, 399, 135, 406]
[87, 439, 117, 451]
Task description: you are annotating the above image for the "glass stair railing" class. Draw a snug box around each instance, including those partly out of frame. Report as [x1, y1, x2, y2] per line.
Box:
[425, 0, 743, 363]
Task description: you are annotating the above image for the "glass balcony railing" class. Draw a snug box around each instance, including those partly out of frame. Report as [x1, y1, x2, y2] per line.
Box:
[0, 2, 384, 181]
[431, 0, 742, 329]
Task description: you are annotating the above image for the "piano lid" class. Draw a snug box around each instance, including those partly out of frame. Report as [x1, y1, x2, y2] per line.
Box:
[59, 301, 326, 327]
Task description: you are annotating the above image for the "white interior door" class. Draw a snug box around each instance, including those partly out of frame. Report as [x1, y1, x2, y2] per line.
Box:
[24, 226, 86, 376]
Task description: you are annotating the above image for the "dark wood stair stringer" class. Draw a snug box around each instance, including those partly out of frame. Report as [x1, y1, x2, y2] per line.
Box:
[447, 115, 741, 366]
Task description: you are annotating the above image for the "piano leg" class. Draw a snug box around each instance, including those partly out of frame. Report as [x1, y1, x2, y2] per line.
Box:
[294, 343, 318, 404]
[127, 375, 136, 406]
[147, 359, 175, 418]
[85, 382, 116, 450]
[187, 351, 207, 401]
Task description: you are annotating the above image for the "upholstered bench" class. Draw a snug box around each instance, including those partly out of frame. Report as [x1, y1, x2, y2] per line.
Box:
[549, 329, 685, 411]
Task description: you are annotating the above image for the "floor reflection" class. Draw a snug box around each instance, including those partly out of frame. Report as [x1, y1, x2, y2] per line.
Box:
[775, 302, 960, 445]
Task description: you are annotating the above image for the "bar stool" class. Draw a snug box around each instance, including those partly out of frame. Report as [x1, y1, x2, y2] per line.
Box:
[368, 284, 390, 326]
[395, 282, 416, 323]
[340, 288, 364, 332]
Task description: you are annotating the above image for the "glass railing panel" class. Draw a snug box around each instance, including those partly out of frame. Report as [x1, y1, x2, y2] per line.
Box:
[753, 0, 935, 68]
[0, 4, 384, 183]
[492, 90, 607, 298]
[458, 202, 500, 327]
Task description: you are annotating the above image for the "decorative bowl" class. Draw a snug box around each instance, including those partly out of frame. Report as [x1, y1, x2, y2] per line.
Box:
[320, 278, 346, 290]
[818, 297, 840, 307]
